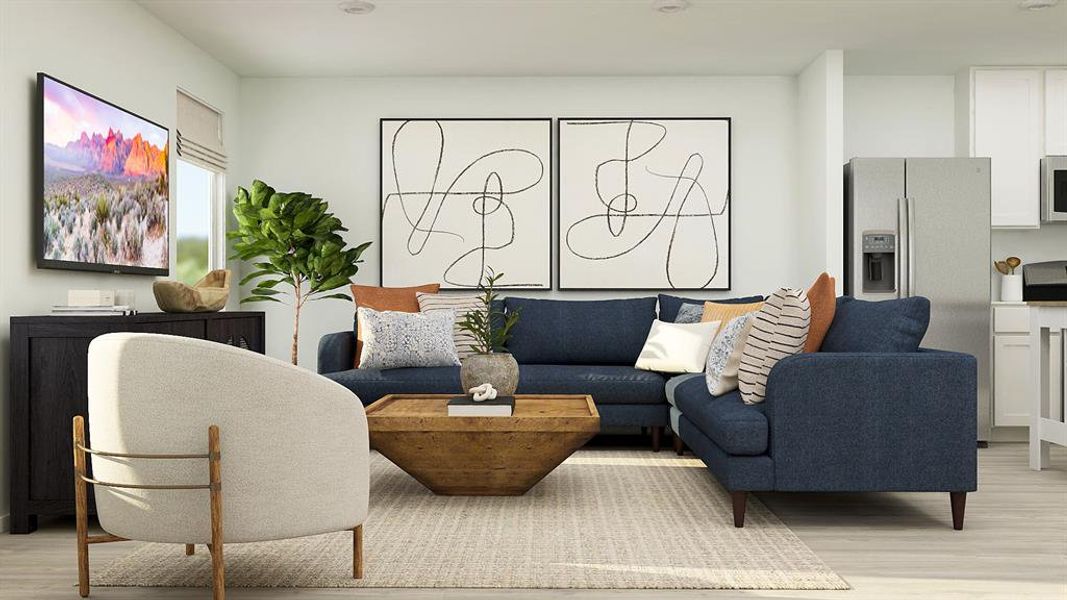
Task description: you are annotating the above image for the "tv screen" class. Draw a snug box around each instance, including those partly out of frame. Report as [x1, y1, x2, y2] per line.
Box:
[38, 73, 169, 275]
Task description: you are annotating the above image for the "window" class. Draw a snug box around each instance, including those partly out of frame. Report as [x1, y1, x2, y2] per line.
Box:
[174, 90, 227, 285]
[175, 160, 216, 285]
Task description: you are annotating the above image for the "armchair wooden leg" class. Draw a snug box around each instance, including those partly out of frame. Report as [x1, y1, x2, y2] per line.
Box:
[950, 492, 967, 531]
[208, 426, 225, 600]
[731, 491, 748, 528]
[73, 416, 90, 598]
[353, 524, 364, 579]
[651, 426, 663, 453]
[185, 544, 196, 556]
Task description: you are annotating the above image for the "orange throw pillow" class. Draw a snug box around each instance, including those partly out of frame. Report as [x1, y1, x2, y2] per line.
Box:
[350, 283, 440, 367]
[700, 301, 765, 335]
[804, 272, 837, 352]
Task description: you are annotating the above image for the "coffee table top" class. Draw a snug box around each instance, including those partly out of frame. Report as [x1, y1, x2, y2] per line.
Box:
[365, 394, 599, 432]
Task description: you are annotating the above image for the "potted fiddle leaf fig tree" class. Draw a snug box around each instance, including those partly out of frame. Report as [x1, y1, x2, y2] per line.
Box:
[229, 180, 371, 365]
[457, 268, 521, 395]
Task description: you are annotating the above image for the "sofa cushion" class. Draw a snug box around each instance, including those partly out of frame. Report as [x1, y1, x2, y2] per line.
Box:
[672, 376, 768, 456]
[821, 296, 930, 353]
[350, 283, 440, 367]
[635, 319, 721, 374]
[357, 307, 460, 369]
[804, 272, 837, 352]
[658, 293, 764, 322]
[504, 297, 657, 365]
[517, 364, 667, 405]
[738, 288, 811, 405]
[325, 366, 461, 405]
[665, 373, 702, 408]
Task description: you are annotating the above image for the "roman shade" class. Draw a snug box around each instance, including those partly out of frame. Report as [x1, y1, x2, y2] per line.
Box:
[176, 90, 226, 171]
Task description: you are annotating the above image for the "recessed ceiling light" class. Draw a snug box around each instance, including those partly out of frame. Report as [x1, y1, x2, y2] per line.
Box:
[1018, 0, 1059, 10]
[338, 0, 376, 15]
[653, 0, 691, 14]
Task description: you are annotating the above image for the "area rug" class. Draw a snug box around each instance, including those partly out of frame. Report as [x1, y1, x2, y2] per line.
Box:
[92, 450, 848, 590]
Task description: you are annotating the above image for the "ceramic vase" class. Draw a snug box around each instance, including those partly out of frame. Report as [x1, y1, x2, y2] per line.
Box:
[1001, 274, 1023, 302]
[460, 352, 519, 396]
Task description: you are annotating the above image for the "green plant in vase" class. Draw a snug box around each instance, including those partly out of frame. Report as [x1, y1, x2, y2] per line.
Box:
[229, 180, 371, 365]
[456, 268, 521, 395]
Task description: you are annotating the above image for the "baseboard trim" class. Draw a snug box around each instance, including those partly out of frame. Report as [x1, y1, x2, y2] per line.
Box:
[0, 513, 10, 534]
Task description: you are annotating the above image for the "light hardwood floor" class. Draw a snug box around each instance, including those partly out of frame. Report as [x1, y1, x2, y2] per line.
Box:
[1, 443, 1064, 599]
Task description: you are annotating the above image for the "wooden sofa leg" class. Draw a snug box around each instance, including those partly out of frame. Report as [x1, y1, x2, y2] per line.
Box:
[732, 491, 748, 528]
[185, 544, 196, 556]
[672, 435, 684, 456]
[950, 492, 967, 531]
[651, 426, 663, 452]
[353, 524, 364, 579]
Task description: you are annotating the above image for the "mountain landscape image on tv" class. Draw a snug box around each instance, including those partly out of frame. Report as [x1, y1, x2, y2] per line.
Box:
[39, 73, 169, 274]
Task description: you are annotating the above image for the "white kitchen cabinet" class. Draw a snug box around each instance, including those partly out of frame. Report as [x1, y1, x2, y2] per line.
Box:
[1046, 69, 1067, 156]
[992, 304, 1064, 428]
[973, 69, 1043, 228]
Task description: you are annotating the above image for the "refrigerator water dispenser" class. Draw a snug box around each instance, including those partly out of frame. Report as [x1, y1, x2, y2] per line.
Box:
[862, 231, 896, 293]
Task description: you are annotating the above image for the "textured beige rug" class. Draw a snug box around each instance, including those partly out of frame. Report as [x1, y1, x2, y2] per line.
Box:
[93, 450, 848, 590]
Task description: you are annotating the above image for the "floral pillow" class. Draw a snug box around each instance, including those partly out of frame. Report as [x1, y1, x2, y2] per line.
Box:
[705, 313, 756, 396]
[357, 307, 460, 370]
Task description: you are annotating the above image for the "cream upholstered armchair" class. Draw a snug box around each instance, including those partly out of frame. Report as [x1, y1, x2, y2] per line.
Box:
[75, 332, 369, 599]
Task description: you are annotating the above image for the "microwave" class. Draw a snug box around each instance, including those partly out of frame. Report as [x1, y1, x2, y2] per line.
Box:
[1041, 156, 1067, 222]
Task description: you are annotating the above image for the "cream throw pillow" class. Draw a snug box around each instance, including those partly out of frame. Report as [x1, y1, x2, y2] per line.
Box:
[705, 313, 756, 396]
[635, 319, 721, 374]
[738, 288, 810, 405]
[416, 292, 483, 359]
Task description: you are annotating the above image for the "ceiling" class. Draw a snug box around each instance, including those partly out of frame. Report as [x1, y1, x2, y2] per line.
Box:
[137, 0, 1067, 77]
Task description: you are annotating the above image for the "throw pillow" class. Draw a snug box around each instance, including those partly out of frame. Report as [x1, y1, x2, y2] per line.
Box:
[820, 296, 930, 353]
[738, 288, 811, 405]
[658, 293, 765, 322]
[417, 292, 483, 360]
[700, 300, 764, 335]
[357, 307, 460, 370]
[350, 283, 440, 367]
[804, 272, 837, 352]
[674, 303, 705, 323]
[634, 319, 721, 374]
[705, 313, 756, 396]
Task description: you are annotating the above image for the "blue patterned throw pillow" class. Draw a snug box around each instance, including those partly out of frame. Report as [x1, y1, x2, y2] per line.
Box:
[704, 313, 755, 396]
[674, 303, 705, 323]
[357, 307, 461, 369]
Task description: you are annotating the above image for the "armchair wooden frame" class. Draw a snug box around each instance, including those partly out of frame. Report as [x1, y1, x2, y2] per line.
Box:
[72, 416, 364, 599]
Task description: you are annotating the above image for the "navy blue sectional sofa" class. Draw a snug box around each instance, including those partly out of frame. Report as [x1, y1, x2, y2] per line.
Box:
[319, 294, 977, 529]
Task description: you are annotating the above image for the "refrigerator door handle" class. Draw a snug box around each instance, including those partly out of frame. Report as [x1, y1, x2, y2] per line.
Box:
[896, 197, 905, 298]
[906, 196, 915, 297]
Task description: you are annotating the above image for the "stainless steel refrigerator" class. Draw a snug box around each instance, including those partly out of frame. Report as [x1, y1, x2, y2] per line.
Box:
[844, 158, 992, 442]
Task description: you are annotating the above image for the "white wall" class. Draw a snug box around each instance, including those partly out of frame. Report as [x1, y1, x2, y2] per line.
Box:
[798, 51, 845, 293]
[0, 0, 240, 530]
[237, 76, 811, 366]
[845, 76, 957, 159]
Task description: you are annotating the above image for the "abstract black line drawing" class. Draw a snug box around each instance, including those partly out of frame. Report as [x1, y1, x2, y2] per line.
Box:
[380, 119, 552, 289]
[558, 118, 731, 290]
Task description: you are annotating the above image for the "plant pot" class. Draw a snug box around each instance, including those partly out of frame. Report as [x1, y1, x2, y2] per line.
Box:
[1001, 274, 1023, 302]
[460, 352, 519, 396]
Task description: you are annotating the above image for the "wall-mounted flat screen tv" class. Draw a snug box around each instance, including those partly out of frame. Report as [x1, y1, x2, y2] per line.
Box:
[37, 73, 170, 275]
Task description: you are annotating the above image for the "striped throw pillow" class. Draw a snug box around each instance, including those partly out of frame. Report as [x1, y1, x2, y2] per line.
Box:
[738, 288, 810, 405]
[417, 293, 484, 360]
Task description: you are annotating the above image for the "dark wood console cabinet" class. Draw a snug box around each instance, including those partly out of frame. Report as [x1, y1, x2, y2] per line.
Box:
[8, 312, 265, 533]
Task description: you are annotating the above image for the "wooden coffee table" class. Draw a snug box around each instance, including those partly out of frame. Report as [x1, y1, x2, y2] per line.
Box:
[365, 394, 599, 495]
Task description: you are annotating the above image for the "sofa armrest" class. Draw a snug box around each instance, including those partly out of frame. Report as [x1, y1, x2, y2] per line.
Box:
[763, 349, 977, 492]
[318, 331, 356, 374]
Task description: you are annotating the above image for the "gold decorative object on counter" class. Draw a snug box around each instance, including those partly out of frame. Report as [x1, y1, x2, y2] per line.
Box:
[152, 269, 231, 313]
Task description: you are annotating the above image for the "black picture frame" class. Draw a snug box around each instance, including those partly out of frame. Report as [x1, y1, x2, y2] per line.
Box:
[556, 117, 732, 291]
[35, 72, 171, 276]
[379, 117, 553, 290]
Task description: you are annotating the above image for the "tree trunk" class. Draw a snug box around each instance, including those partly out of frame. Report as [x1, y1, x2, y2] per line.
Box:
[291, 299, 301, 365]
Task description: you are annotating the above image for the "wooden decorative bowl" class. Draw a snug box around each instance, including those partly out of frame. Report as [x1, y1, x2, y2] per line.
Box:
[152, 269, 231, 313]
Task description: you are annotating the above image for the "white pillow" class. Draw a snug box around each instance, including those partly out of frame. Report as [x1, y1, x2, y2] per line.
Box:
[635, 319, 721, 374]
[357, 307, 461, 370]
[705, 313, 755, 396]
[416, 292, 484, 359]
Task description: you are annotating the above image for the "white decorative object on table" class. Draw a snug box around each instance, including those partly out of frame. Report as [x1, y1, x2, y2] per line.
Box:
[1001, 274, 1023, 302]
[468, 383, 498, 402]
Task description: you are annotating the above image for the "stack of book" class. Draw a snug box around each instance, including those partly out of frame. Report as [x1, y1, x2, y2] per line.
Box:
[51, 305, 136, 317]
[447, 395, 515, 417]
